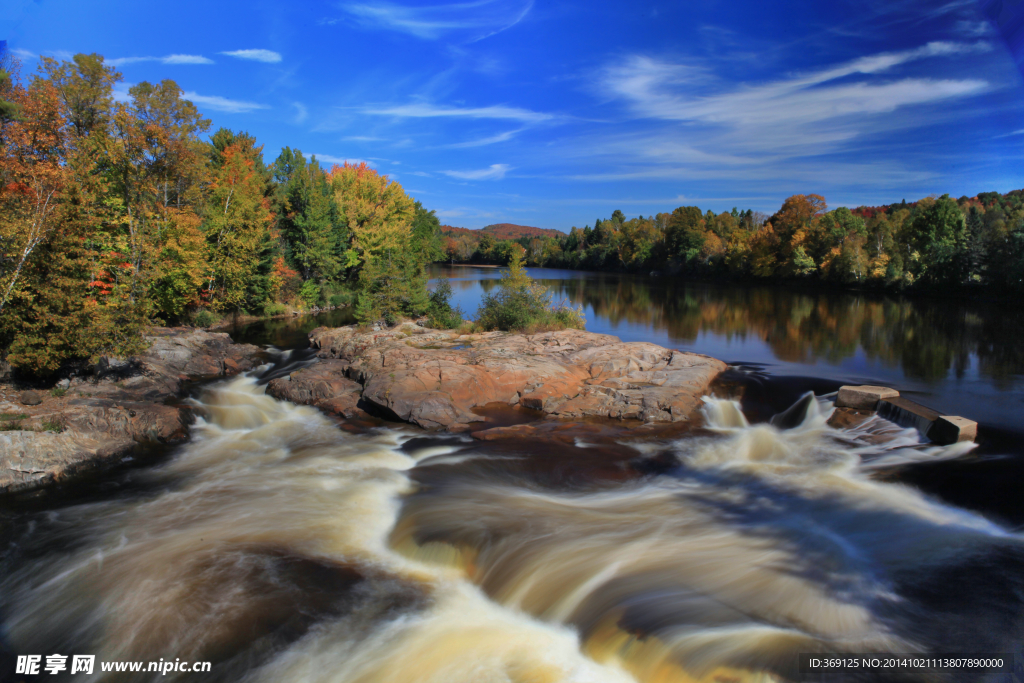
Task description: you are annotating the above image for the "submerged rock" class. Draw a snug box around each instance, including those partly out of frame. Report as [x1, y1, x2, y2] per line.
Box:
[0, 327, 263, 495]
[308, 324, 727, 431]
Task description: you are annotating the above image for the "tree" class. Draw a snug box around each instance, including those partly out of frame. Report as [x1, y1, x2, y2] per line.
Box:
[205, 140, 275, 311]
[0, 76, 67, 316]
[327, 162, 414, 268]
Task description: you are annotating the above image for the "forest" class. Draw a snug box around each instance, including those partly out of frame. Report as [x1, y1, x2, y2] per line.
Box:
[442, 193, 1024, 291]
[0, 52, 443, 375]
[3, 50, 1023, 379]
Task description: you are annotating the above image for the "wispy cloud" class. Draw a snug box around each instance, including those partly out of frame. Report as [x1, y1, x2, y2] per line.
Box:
[365, 102, 555, 123]
[292, 102, 308, 124]
[221, 49, 282, 63]
[183, 92, 268, 113]
[442, 128, 523, 148]
[108, 54, 214, 66]
[338, 0, 533, 42]
[313, 154, 376, 167]
[442, 163, 511, 180]
[11, 48, 75, 62]
[601, 42, 993, 157]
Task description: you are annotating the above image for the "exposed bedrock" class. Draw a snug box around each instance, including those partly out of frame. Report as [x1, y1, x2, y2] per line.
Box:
[1, 327, 263, 494]
[306, 324, 727, 431]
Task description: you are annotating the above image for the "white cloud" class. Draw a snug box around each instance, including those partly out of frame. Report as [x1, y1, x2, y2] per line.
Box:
[442, 163, 510, 180]
[163, 54, 215, 64]
[339, 0, 533, 42]
[108, 54, 214, 66]
[10, 48, 74, 62]
[221, 49, 283, 63]
[313, 154, 376, 167]
[183, 92, 269, 113]
[442, 128, 523, 148]
[600, 42, 993, 158]
[292, 102, 308, 124]
[365, 102, 555, 123]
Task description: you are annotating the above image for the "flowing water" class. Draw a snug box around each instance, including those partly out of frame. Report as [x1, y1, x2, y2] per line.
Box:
[2, 272, 1024, 683]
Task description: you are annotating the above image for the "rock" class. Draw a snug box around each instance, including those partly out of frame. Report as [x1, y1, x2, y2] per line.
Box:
[1, 327, 262, 496]
[0, 431, 135, 494]
[836, 385, 899, 410]
[770, 392, 815, 430]
[309, 324, 727, 431]
[266, 358, 362, 411]
[56, 378, 71, 390]
[20, 390, 44, 406]
[929, 415, 978, 444]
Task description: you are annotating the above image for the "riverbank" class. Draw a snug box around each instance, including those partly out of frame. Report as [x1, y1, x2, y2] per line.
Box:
[0, 328, 264, 494]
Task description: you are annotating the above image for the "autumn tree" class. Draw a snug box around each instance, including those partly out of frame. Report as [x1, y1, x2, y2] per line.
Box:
[205, 138, 275, 312]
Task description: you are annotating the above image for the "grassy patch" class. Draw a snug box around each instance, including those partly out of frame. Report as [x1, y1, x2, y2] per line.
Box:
[50, 386, 68, 397]
[41, 419, 65, 433]
[0, 412, 28, 421]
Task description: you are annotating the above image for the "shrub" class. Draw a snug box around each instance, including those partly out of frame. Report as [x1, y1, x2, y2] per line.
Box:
[299, 280, 322, 308]
[475, 246, 586, 332]
[191, 309, 220, 328]
[263, 302, 288, 317]
[355, 255, 429, 326]
[425, 278, 466, 329]
[41, 418, 64, 433]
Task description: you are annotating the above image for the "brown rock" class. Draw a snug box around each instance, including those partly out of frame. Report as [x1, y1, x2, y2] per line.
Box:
[309, 324, 727, 431]
[836, 385, 899, 410]
[0, 431, 135, 494]
[2, 327, 261, 496]
[266, 360, 362, 404]
[20, 390, 44, 406]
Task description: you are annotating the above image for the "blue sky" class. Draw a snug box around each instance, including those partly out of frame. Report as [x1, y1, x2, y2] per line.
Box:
[4, 0, 1024, 230]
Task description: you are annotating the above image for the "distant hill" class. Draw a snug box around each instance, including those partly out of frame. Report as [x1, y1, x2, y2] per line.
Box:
[440, 223, 564, 240]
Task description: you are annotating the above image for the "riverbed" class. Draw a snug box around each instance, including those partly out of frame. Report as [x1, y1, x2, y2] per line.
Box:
[1, 269, 1022, 683]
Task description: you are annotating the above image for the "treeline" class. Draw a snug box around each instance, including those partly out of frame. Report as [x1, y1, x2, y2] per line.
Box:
[444, 193, 1024, 291]
[0, 52, 442, 374]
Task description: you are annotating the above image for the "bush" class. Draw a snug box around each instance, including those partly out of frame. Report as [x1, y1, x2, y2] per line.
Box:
[475, 246, 585, 332]
[425, 278, 465, 329]
[263, 302, 288, 317]
[191, 309, 220, 328]
[299, 280, 322, 308]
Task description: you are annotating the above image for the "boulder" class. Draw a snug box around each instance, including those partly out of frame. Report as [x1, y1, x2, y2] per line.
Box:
[309, 324, 727, 431]
[20, 390, 44, 406]
[0, 431, 135, 494]
[266, 359, 366, 419]
[836, 385, 899, 410]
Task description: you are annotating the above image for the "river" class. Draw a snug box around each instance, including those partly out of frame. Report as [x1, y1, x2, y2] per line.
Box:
[1, 268, 1022, 683]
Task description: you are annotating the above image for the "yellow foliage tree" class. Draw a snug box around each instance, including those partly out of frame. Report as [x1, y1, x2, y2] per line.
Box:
[326, 162, 414, 265]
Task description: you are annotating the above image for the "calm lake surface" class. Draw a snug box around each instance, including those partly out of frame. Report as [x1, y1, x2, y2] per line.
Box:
[2, 267, 1023, 683]
[433, 264, 1024, 435]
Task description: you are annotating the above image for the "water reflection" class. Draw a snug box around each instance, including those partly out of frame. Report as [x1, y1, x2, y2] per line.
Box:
[431, 265, 1024, 430]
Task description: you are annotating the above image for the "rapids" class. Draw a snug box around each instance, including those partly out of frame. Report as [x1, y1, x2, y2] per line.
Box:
[1, 363, 1022, 683]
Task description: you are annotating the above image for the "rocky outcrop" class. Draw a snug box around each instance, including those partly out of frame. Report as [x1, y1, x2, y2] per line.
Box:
[308, 324, 727, 431]
[1, 327, 263, 494]
[266, 360, 366, 419]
